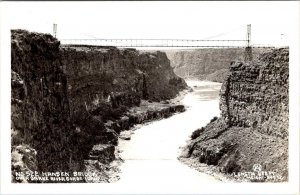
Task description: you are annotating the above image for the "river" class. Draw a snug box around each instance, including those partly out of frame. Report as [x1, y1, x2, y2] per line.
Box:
[116, 80, 222, 186]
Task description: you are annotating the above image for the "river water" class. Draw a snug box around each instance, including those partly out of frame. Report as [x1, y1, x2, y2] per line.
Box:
[117, 80, 222, 186]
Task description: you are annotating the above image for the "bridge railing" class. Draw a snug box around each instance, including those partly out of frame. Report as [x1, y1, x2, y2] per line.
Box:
[60, 39, 251, 48]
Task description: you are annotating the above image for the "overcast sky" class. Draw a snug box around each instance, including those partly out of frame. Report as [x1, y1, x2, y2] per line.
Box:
[1, 1, 299, 47]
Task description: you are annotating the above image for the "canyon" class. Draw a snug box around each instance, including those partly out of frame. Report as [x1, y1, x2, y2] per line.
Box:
[166, 48, 269, 82]
[180, 48, 289, 182]
[11, 30, 186, 182]
[11, 29, 289, 183]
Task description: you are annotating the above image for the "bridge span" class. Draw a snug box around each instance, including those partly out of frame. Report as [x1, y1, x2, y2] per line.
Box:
[59, 38, 274, 49]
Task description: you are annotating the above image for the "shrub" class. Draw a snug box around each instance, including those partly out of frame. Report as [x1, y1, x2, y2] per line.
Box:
[191, 127, 205, 139]
[210, 116, 218, 123]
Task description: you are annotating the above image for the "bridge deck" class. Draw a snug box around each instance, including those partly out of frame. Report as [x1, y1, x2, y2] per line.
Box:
[59, 39, 274, 48]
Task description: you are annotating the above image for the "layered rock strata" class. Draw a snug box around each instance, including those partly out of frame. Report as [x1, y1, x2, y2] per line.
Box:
[11, 30, 71, 181]
[180, 48, 289, 182]
[166, 48, 269, 82]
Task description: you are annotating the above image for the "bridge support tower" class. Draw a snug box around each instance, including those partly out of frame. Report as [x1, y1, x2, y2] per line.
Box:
[244, 24, 253, 62]
[53, 23, 57, 38]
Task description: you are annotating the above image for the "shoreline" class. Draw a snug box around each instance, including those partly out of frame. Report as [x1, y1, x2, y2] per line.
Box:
[84, 89, 190, 182]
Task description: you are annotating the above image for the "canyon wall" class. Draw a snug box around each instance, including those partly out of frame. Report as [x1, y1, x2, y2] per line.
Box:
[180, 48, 289, 181]
[61, 45, 186, 115]
[60, 45, 187, 181]
[11, 30, 186, 182]
[220, 49, 289, 138]
[11, 30, 72, 182]
[166, 48, 268, 82]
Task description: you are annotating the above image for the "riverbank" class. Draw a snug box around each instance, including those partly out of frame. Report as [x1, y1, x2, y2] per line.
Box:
[83, 89, 189, 182]
[11, 30, 187, 183]
[115, 81, 222, 184]
[179, 48, 289, 182]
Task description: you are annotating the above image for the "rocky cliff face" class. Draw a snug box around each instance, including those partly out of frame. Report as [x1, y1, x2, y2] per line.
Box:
[11, 30, 186, 183]
[11, 30, 72, 182]
[61, 45, 187, 182]
[180, 48, 289, 182]
[166, 48, 268, 82]
[220, 49, 289, 138]
[61, 45, 186, 114]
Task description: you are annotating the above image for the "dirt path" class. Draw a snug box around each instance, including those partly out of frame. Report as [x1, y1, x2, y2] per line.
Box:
[117, 81, 222, 184]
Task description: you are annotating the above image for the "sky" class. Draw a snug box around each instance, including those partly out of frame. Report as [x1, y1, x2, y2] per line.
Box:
[1, 1, 299, 47]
